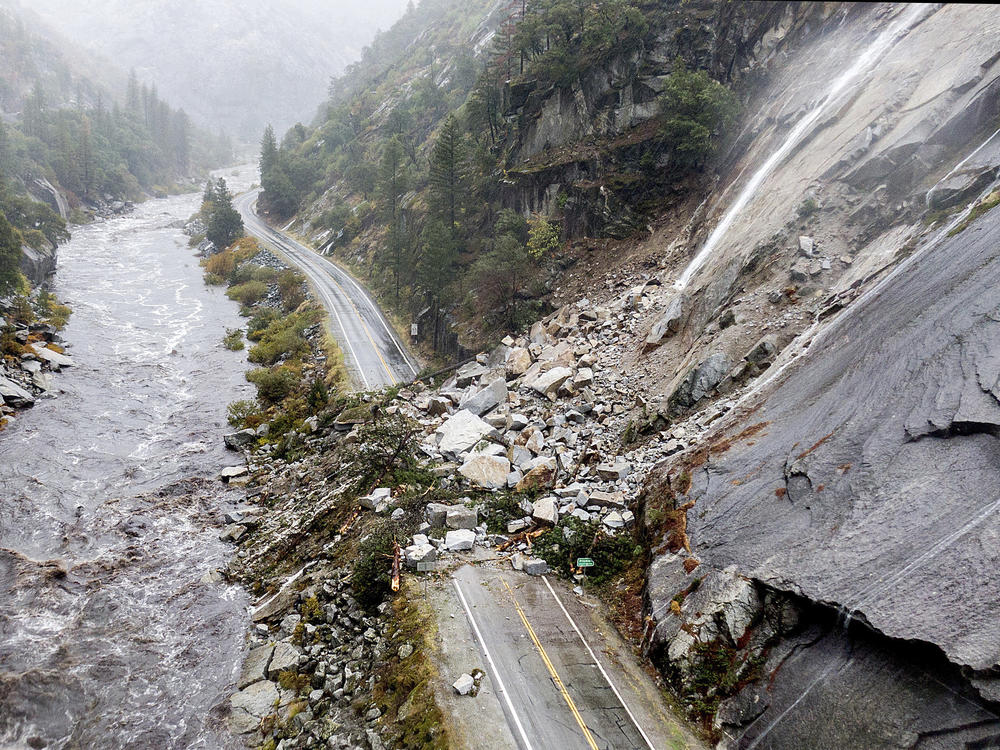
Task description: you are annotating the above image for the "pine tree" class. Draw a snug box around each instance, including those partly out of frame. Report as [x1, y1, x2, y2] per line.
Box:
[428, 114, 467, 233]
[260, 125, 278, 178]
[378, 137, 409, 301]
[0, 210, 23, 296]
[203, 178, 244, 250]
[126, 68, 141, 112]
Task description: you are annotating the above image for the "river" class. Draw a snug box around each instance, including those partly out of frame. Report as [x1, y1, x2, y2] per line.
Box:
[0, 166, 258, 749]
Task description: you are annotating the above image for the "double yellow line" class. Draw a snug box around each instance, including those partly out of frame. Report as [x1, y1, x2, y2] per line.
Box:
[500, 577, 600, 750]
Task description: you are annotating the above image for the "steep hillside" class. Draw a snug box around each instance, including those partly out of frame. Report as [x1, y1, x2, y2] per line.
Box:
[255, 2, 1000, 748]
[264, 0, 857, 363]
[24, 0, 411, 138]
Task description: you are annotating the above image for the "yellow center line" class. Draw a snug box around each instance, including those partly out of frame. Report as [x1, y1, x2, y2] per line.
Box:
[500, 577, 600, 750]
[320, 267, 396, 384]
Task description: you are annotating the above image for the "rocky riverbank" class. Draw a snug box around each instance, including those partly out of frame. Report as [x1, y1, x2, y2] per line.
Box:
[0, 293, 73, 427]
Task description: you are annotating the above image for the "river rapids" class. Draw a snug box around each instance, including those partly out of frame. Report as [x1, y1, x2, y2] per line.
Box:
[0, 167, 257, 749]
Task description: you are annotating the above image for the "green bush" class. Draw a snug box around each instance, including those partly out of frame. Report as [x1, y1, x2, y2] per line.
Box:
[246, 308, 281, 340]
[246, 312, 313, 365]
[227, 280, 268, 306]
[246, 366, 298, 404]
[352, 519, 415, 608]
[223, 328, 244, 350]
[227, 399, 261, 428]
[533, 517, 639, 584]
[659, 60, 740, 169]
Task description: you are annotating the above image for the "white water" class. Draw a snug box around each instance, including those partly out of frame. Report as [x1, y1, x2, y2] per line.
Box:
[0, 166, 258, 749]
[673, 3, 934, 291]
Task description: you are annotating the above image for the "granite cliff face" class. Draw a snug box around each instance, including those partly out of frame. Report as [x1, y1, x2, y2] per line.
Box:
[635, 5, 1000, 746]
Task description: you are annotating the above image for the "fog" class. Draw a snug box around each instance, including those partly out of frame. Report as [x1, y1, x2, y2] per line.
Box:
[20, 0, 412, 140]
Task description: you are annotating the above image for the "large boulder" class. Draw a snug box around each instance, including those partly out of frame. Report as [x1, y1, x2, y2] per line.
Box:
[745, 334, 779, 365]
[436, 410, 496, 454]
[444, 529, 476, 552]
[668, 352, 730, 414]
[644, 295, 686, 350]
[229, 680, 279, 734]
[531, 496, 559, 525]
[28, 344, 73, 368]
[506, 347, 532, 377]
[531, 366, 573, 398]
[459, 379, 507, 416]
[458, 454, 511, 489]
[445, 505, 479, 530]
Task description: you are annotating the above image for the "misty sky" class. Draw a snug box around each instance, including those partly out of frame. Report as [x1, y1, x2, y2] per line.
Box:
[19, 0, 413, 139]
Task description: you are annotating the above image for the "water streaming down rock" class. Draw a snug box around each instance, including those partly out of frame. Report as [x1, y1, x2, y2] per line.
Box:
[673, 3, 934, 291]
[0, 166, 257, 749]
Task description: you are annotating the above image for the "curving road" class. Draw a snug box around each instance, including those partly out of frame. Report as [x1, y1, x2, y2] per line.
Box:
[234, 189, 419, 390]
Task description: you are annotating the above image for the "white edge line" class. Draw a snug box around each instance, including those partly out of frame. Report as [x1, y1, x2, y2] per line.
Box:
[542, 575, 658, 750]
[242, 194, 371, 389]
[453, 578, 536, 750]
[251, 194, 419, 379]
[326, 259, 420, 376]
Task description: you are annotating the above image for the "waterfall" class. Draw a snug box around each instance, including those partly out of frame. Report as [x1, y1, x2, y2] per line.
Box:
[673, 3, 935, 291]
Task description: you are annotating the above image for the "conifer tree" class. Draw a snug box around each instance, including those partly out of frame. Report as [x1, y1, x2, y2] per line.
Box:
[428, 114, 467, 234]
[0, 210, 23, 296]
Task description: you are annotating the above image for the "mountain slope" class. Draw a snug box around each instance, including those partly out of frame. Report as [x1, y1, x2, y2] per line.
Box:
[23, 0, 412, 138]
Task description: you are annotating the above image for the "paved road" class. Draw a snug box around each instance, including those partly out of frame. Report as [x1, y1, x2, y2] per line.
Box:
[452, 565, 704, 750]
[234, 189, 419, 390]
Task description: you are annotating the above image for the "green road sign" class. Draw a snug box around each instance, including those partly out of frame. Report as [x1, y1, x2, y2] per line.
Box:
[576, 557, 595, 568]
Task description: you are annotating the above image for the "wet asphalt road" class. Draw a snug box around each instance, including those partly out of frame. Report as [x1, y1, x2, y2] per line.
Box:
[234, 189, 418, 390]
[452, 565, 702, 750]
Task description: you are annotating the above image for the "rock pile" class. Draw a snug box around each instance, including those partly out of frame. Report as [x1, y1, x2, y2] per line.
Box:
[228, 565, 401, 750]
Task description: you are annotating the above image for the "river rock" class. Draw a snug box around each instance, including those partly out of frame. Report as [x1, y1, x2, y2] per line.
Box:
[229, 680, 279, 733]
[29, 345, 73, 368]
[239, 644, 275, 689]
[220, 465, 248, 482]
[0, 377, 34, 408]
[224, 429, 257, 451]
[266, 642, 301, 678]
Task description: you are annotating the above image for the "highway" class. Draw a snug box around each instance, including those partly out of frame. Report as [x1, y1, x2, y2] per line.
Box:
[233, 189, 419, 390]
[451, 565, 704, 750]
